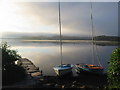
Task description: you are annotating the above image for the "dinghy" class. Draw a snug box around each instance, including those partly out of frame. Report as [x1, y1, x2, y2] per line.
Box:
[53, 1, 73, 76]
[75, 1, 104, 75]
[75, 63, 104, 75]
[53, 64, 73, 76]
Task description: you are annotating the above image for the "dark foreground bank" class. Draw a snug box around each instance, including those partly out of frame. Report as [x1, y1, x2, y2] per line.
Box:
[2, 58, 108, 89]
[2, 74, 108, 89]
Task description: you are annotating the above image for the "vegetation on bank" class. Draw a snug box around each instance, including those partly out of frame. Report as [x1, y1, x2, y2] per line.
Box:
[1, 42, 27, 85]
[94, 35, 120, 41]
[107, 48, 120, 88]
[21, 35, 120, 41]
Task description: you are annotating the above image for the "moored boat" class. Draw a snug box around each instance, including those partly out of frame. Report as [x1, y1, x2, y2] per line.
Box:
[53, 64, 73, 76]
[75, 1, 104, 75]
[53, 2, 73, 76]
[75, 63, 104, 75]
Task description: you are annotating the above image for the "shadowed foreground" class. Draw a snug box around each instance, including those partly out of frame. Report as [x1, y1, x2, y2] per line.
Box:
[3, 58, 107, 89]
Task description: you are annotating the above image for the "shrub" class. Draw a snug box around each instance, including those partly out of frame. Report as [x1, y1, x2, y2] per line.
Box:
[108, 48, 120, 76]
[107, 48, 120, 88]
[1, 42, 27, 85]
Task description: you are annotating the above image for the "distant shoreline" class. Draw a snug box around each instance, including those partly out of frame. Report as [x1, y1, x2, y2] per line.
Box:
[1, 39, 119, 46]
[21, 39, 119, 42]
[20, 40, 119, 46]
[22, 39, 119, 44]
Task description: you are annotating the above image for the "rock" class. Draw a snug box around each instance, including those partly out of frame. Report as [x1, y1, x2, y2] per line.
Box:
[35, 67, 39, 70]
[71, 85, 75, 88]
[62, 85, 65, 88]
[54, 84, 62, 88]
[27, 68, 30, 70]
[27, 70, 40, 73]
[73, 81, 77, 84]
[80, 85, 86, 88]
[31, 72, 42, 77]
[39, 78, 44, 81]
[43, 83, 55, 88]
[55, 84, 58, 87]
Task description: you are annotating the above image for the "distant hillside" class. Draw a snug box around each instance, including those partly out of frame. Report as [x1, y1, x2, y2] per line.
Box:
[22, 35, 120, 41]
[2, 32, 120, 41]
[21, 35, 91, 40]
[1, 32, 91, 40]
[94, 35, 120, 41]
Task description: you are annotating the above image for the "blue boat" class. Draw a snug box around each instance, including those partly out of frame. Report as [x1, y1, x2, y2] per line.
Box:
[53, 64, 73, 76]
[53, 2, 73, 76]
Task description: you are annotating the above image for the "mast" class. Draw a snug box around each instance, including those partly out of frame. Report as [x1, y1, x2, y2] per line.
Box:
[90, 0, 102, 67]
[90, 0, 95, 64]
[58, 1, 62, 65]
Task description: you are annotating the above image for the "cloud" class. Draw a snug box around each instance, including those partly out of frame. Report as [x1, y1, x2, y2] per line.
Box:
[22, 2, 117, 36]
[92, 2, 118, 36]
[1, 2, 118, 36]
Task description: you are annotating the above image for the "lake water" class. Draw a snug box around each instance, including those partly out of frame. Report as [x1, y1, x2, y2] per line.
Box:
[1, 39, 118, 76]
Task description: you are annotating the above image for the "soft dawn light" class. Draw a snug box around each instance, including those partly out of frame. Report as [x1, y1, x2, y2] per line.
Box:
[0, 1, 118, 37]
[0, 1, 58, 33]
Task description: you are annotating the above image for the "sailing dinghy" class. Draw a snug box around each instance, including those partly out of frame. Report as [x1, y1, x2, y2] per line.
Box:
[75, 63, 104, 75]
[53, 1, 73, 76]
[75, 1, 104, 75]
[54, 64, 73, 76]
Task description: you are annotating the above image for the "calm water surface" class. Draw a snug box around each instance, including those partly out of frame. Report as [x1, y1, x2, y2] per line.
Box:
[2, 39, 118, 76]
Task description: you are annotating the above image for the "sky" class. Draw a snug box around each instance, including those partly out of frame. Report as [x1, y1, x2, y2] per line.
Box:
[0, 0, 118, 37]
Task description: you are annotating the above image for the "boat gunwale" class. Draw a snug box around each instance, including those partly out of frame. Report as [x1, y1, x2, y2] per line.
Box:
[75, 64, 104, 70]
[53, 64, 73, 70]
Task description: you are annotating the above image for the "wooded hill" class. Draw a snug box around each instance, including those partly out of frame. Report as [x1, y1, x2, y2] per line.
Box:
[94, 35, 120, 41]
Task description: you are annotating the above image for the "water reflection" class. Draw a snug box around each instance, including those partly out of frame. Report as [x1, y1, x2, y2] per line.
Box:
[3, 39, 117, 76]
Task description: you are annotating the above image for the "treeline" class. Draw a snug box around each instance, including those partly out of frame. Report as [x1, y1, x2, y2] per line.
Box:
[21, 35, 91, 40]
[94, 35, 120, 41]
[4, 35, 120, 41]
[22, 35, 120, 41]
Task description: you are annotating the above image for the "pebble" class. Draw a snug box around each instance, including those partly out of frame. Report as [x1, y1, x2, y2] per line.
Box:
[71, 85, 75, 87]
[73, 81, 77, 84]
[62, 85, 65, 88]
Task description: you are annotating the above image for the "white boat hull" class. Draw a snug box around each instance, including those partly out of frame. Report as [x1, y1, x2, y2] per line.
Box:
[54, 68, 72, 76]
[53, 64, 73, 76]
